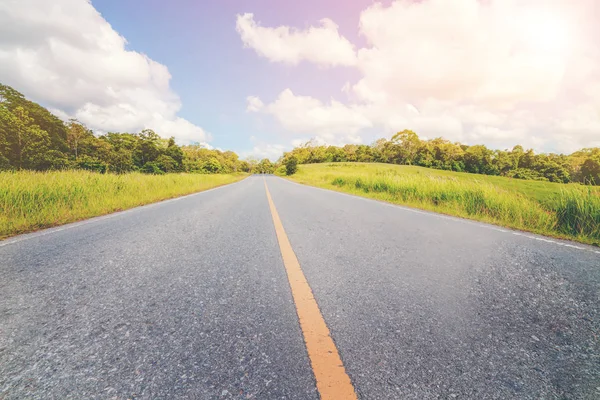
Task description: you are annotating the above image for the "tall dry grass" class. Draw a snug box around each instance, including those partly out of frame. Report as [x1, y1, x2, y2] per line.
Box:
[290, 163, 600, 246]
[0, 170, 246, 238]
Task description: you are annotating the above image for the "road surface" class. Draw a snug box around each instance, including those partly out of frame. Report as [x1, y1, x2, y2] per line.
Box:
[1, 175, 599, 399]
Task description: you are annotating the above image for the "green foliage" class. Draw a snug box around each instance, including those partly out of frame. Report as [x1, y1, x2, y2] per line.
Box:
[201, 157, 223, 173]
[284, 156, 298, 175]
[155, 154, 178, 173]
[253, 158, 275, 174]
[77, 155, 107, 173]
[580, 154, 600, 185]
[181, 145, 247, 173]
[289, 163, 600, 246]
[0, 105, 51, 170]
[274, 165, 287, 176]
[36, 150, 70, 170]
[505, 168, 547, 181]
[0, 83, 68, 152]
[140, 162, 164, 174]
[0, 153, 10, 171]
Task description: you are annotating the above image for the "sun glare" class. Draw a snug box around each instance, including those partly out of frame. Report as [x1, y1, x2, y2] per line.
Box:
[521, 11, 570, 53]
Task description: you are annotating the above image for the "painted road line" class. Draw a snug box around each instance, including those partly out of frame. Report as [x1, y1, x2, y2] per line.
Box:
[264, 179, 357, 400]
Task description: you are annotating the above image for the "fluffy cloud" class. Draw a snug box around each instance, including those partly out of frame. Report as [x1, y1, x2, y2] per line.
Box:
[247, 89, 370, 144]
[0, 0, 209, 143]
[236, 13, 357, 67]
[246, 96, 264, 112]
[242, 0, 600, 153]
[241, 142, 288, 161]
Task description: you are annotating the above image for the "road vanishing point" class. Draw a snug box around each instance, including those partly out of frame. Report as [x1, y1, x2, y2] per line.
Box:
[1, 175, 599, 399]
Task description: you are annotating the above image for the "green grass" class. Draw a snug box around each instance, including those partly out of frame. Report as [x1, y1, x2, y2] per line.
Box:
[0, 170, 247, 239]
[288, 163, 600, 246]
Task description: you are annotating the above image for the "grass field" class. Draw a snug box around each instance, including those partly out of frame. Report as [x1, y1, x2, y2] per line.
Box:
[0, 170, 246, 239]
[288, 163, 600, 246]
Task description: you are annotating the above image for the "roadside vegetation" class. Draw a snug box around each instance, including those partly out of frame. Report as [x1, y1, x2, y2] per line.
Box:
[288, 163, 600, 246]
[0, 170, 245, 239]
[282, 131, 600, 186]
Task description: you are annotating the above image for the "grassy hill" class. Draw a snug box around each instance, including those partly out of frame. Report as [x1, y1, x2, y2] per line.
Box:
[287, 163, 600, 246]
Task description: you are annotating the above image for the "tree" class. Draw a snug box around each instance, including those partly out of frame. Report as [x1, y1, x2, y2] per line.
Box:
[140, 161, 164, 174]
[464, 145, 497, 175]
[164, 137, 184, 171]
[105, 147, 134, 173]
[255, 158, 274, 174]
[156, 154, 178, 173]
[325, 145, 346, 162]
[201, 157, 223, 173]
[1, 106, 50, 170]
[0, 84, 68, 153]
[66, 120, 88, 159]
[580, 155, 600, 185]
[77, 155, 107, 173]
[134, 129, 161, 167]
[285, 156, 298, 175]
[391, 130, 421, 165]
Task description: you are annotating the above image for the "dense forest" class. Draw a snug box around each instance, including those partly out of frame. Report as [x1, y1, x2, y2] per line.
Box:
[1, 83, 599, 184]
[0, 84, 275, 175]
[282, 131, 600, 185]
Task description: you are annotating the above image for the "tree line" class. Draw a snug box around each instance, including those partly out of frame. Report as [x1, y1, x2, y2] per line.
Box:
[282, 130, 600, 185]
[2, 83, 598, 184]
[0, 84, 274, 174]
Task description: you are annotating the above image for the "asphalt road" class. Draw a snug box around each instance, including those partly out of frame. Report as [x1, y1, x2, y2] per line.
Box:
[1, 175, 599, 399]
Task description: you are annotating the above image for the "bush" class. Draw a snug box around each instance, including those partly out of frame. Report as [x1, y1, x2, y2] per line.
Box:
[155, 154, 178, 173]
[274, 165, 286, 176]
[35, 150, 70, 170]
[140, 162, 164, 175]
[505, 168, 547, 181]
[285, 156, 298, 175]
[201, 157, 222, 174]
[77, 155, 107, 173]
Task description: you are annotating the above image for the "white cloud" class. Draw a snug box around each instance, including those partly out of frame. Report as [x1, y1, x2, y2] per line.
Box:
[248, 89, 371, 144]
[353, 0, 576, 106]
[0, 0, 209, 143]
[241, 0, 600, 153]
[236, 13, 357, 67]
[246, 96, 264, 112]
[241, 143, 287, 161]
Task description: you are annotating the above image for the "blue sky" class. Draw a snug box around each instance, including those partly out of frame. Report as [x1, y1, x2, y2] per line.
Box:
[1, 0, 599, 158]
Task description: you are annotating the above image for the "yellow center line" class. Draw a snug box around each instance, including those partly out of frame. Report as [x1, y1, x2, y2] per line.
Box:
[263, 178, 357, 400]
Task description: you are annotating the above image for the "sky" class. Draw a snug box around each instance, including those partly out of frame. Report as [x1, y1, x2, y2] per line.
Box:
[0, 0, 599, 159]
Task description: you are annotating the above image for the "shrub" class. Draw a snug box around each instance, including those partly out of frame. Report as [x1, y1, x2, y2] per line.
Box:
[140, 162, 164, 175]
[274, 165, 286, 176]
[285, 156, 298, 175]
[77, 155, 107, 173]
